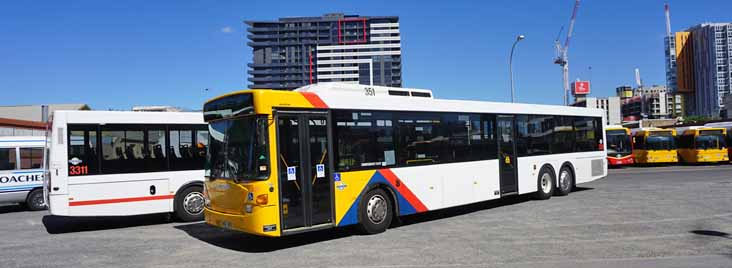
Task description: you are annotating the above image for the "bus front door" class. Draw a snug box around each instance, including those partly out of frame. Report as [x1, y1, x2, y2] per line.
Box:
[277, 112, 333, 232]
[497, 115, 518, 195]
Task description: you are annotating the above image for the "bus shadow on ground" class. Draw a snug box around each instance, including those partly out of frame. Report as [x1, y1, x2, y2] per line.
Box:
[175, 188, 593, 253]
[395, 188, 592, 227]
[0, 204, 27, 214]
[174, 222, 354, 253]
[42, 213, 172, 234]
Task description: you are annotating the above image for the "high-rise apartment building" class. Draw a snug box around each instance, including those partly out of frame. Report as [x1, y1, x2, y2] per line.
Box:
[246, 13, 402, 90]
[688, 23, 732, 117]
[666, 23, 732, 117]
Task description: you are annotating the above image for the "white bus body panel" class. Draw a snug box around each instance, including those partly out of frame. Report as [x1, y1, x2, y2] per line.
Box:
[390, 160, 502, 210]
[307, 83, 608, 199]
[0, 137, 45, 205]
[48, 111, 204, 217]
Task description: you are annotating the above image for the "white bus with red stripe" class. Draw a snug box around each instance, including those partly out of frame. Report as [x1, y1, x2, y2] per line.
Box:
[46, 111, 208, 221]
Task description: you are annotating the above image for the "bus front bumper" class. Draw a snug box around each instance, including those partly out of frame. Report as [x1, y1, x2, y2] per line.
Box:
[608, 156, 633, 166]
[204, 207, 281, 237]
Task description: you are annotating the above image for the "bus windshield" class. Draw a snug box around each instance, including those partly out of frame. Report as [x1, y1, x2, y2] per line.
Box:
[695, 134, 726, 150]
[646, 135, 676, 150]
[207, 115, 269, 181]
[606, 130, 631, 155]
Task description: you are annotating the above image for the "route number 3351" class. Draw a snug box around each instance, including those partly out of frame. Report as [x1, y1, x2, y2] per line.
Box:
[69, 165, 89, 175]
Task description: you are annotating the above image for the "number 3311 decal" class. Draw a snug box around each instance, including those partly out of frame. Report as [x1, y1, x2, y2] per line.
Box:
[69, 165, 89, 175]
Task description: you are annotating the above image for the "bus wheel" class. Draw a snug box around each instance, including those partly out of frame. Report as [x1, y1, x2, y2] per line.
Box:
[556, 166, 574, 196]
[535, 168, 555, 200]
[358, 188, 393, 234]
[25, 189, 47, 211]
[175, 186, 205, 222]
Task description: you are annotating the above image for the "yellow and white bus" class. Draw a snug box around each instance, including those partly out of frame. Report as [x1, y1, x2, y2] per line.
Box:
[631, 128, 678, 164]
[676, 127, 729, 163]
[202, 83, 607, 236]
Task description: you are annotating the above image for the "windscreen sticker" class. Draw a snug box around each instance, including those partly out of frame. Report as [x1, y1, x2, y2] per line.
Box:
[316, 164, 325, 178]
[287, 166, 297, 181]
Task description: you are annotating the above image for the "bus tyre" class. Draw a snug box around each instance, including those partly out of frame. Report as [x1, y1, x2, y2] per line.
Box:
[535, 168, 555, 200]
[25, 189, 47, 211]
[556, 166, 574, 196]
[174, 186, 205, 222]
[358, 188, 393, 235]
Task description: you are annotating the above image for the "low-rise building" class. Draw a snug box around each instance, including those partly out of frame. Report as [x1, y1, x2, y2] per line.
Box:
[620, 85, 684, 121]
[0, 104, 90, 136]
[573, 97, 622, 125]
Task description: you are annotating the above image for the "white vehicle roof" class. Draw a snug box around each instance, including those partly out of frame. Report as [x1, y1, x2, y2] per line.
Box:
[295, 83, 605, 118]
[52, 111, 204, 124]
[0, 136, 46, 147]
[705, 122, 732, 128]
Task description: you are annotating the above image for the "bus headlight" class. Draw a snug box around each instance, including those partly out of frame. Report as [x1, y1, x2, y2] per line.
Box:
[245, 204, 253, 213]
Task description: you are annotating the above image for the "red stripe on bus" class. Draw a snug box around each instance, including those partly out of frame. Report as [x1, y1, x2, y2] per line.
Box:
[69, 194, 175, 206]
[378, 169, 428, 212]
[301, 92, 329, 108]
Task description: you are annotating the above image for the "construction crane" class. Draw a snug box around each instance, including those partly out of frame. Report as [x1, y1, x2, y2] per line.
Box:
[554, 0, 581, 105]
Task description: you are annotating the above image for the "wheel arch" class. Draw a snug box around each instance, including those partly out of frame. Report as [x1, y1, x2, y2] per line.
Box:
[539, 163, 557, 179]
[560, 161, 577, 188]
[173, 181, 203, 210]
[358, 182, 400, 223]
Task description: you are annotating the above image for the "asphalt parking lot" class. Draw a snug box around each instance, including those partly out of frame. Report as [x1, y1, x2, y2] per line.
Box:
[2, 165, 732, 268]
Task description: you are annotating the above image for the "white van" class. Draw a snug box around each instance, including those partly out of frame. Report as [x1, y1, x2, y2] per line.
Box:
[0, 136, 46, 210]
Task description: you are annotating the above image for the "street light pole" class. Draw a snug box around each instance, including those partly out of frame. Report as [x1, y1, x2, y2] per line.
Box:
[509, 35, 525, 103]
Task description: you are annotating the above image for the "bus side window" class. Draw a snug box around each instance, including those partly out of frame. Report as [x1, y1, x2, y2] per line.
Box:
[0, 147, 17, 170]
[195, 130, 209, 163]
[100, 128, 145, 174]
[146, 129, 167, 172]
[19, 147, 43, 169]
[169, 128, 196, 170]
[68, 126, 99, 176]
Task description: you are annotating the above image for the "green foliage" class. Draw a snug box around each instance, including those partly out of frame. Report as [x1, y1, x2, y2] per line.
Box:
[682, 115, 713, 124]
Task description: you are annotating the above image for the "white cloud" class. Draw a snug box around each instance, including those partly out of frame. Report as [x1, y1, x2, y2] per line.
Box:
[220, 26, 233, 33]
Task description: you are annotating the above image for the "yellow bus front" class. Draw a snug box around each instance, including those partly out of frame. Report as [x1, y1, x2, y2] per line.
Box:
[632, 130, 678, 164]
[201, 90, 329, 237]
[200, 90, 281, 236]
[678, 129, 729, 163]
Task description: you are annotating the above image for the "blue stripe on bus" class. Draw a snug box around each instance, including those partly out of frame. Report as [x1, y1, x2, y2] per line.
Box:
[0, 186, 41, 193]
[11, 170, 44, 174]
[0, 184, 43, 191]
[0, 188, 34, 193]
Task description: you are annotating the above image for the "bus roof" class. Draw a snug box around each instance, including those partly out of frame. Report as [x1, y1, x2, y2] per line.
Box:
[606, 125, 628, 131]
[0, 136, 46, 146]
[679, 126, 727, 135]
[209, 83, 606, 119]
[632, 127, 675, 136]
[53, 111, 204, 125]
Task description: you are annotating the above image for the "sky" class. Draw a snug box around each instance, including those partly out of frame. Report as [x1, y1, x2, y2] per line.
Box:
[1, 0, 731, 110]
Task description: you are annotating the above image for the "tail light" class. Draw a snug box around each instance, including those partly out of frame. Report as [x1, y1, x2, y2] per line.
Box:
[598, 139, 605, 151]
